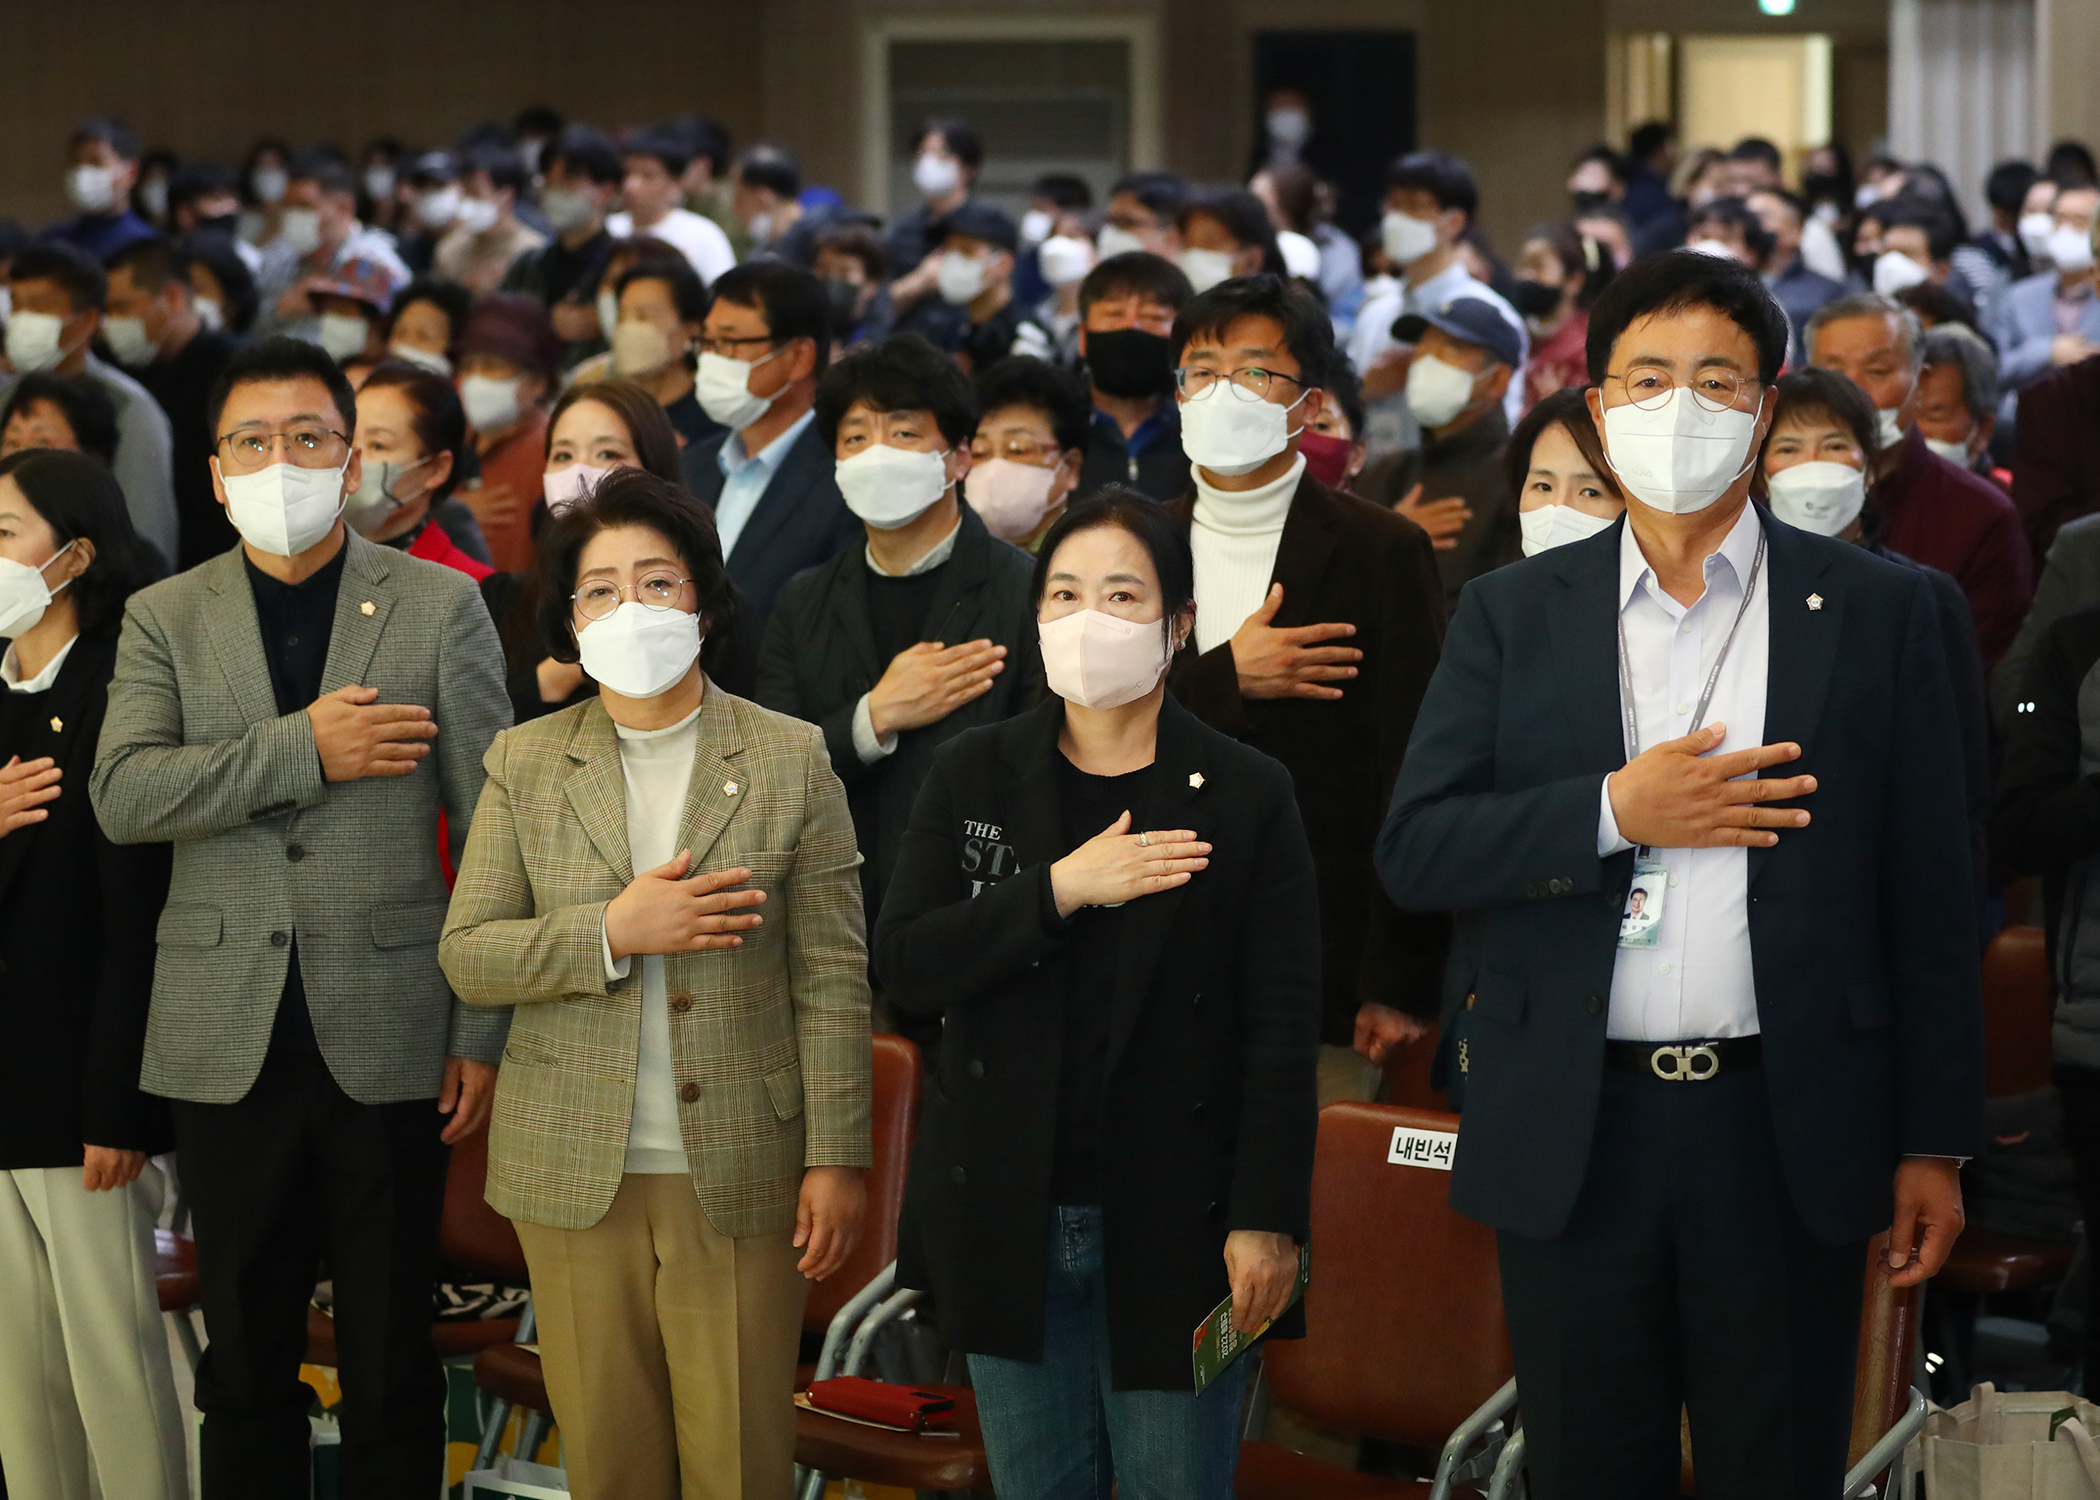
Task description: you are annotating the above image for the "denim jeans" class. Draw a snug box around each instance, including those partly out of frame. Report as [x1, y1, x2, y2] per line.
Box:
[968, 1205, 1249, 1500]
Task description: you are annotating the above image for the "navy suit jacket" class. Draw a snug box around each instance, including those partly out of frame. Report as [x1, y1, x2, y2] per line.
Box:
[1376, 510, 1984, 1245]
[681, 419, 863, 638]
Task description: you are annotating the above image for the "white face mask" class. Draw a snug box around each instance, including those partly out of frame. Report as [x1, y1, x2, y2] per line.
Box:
[1177, 248, 1237, 294]
[279, 207, 322, 257]
[2049, 223, 2096, 274]
[460, 374, 524, 432]
[1519, 505, 1616, 557]
[4, 311, 68, 372]
[913, 152, 962, 200]
[67, 164, 116, 214]
[252, 166, 289, 204]
[317, 312, 370, 362]
[345, 455, 430, 535]
[453, 196, 501, 236]
[2020, 212, 2059, 261]
[1266, 108, 1312, 151]
[140, 177, 169, 220]
[543, 463, 612, 516]
[1924, 435, 1974, 467]
[363, 165, 396, 202]
[1765, 460, 1867, 536]
[0, 542, 76, 638]
[414, 185, 462, 230]
[195, 295, 225, 332]
[937, 250, 990, 305]
[612, 320, 678, 377]
[1381, 211, 1439, 269]
[1039, 235, 1094, 288]
[103, 314, 158, 368]
[835, 443, 952, 530]
[696, 348, 782, 430]
[1019, 209, 1054, 247]
[1039, 609, 1172, 710]
[541, 186, 596, 233]
[1876, 405, 1906, 449]
[1599, 387, 1764, 515]
[1180, 382, 1306, 478]
[1872, 250, 1931, 296]
[387, 341, 452, 376]
[220, 460, 347, 556]
[596, 287, 620, 341]
[577, 600, 702, 700]
[1404, 353, 1481, 429]
[964, 457, 1061, 543]
[1095, 224, 1149, 260]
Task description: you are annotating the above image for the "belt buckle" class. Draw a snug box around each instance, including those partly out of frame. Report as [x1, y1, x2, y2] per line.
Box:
[1649, 1043, 1720, 1082]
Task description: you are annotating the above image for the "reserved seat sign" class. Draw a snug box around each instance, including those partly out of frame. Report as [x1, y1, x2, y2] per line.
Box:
[1387, 1126, 1456, 1171]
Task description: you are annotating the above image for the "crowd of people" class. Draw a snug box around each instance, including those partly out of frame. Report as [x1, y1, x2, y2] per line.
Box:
[1, 96, 2099, 1500]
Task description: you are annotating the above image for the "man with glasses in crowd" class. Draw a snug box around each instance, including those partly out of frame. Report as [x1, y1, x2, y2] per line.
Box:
[90, 337, 512, 1499]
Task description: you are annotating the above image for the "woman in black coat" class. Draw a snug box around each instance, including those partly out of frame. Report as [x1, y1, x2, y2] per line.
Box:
[874, 488, 1320, 1500]
[0, 448, 185, 1498]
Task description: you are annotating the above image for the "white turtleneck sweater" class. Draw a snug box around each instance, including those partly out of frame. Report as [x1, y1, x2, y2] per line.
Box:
[1190, 454, 1303, 655]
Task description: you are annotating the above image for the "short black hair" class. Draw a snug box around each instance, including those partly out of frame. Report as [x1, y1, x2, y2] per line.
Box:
[389, 276, 473, 347]
[1170, 273, 1337, 392]
[0, 447, 152, 633]
[1178, 188, 1285, 276]
[1876, 196, 1961, 262]
[1583, 249, 1789, 386]
[813, 220, 888, 283]
[167, 160, 239, 214]
[1986, 159, 2040, 216]
[105, 235, 189, 295]
[1728, 136, 1783, 171]
[1109, 171, 1188, 224]
[1, 372, 119, 465]
[667, 115, 732, 176]
[1078, 251, 1193, 320]
[1386, 150, 1478, 219]
[1324, 358, 1366, 441]
[1029, 487, 1194, 654]
[9, 241, 108, 313]
[465, 144, 529, 196]
[1768, 367, 1881, 470]
[815, 333, 977, 449]
[1747, 185, 1807, 224]
[1686, 196, 1776, 264]
[173, 229, 258, 333]
[975, 355, 1091, 455]
[617, 256, 710, 321]
[70, 118, 139, 163]
[738, 144, 800, 200]
[357, 361, 468, 501]
[535, 466, 737, 667]
[207, 335, 360, 442]
[1571, 143, 1627, 183]
[708, 260, 832, 375]
[547, 125, 624, 187]
[624, 130, 691, 179]
[288, 146, 353, 197]
[1628, 121, 1674, 164]
[514, 105, 566, 139]
[2047, 140, 2099, 189]
[1031, 173, 1093, 211]
[910, 116, 983, 170]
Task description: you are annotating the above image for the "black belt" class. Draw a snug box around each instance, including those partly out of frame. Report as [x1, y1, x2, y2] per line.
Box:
[1604, 1035, 1762, 1081]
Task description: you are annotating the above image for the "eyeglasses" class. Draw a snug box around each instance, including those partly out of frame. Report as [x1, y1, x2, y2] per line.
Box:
[696, 333, 781, 359]
[968, 436, 1065, 465]
[572, 571, 692, 621]
[1606, 366, 1762, 413]
[1172, 365, 1308, 401]
[216, 425, 350, 472]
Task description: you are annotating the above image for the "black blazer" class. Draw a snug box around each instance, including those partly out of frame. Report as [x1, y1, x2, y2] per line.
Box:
[1377, 512, 1986, 1245]
[0, 629, 172, 1167]
[755, 506, 1046, 939]
[1166, 471, 1449, 1041]
[874, 695, 1321, 1389]
[681, 417, 864, 639]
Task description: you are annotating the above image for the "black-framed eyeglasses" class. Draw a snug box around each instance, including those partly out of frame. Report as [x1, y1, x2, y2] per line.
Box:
[696, 333, 782, 359]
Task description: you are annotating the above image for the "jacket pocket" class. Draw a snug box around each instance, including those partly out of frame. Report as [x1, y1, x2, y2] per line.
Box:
[1846, 982, 1892, 1031]
[763, 1060, 805, 1120]
[1472, 968, 1527, 1025]
[371, 900, 450, 950]
[156, 904, 223, 947]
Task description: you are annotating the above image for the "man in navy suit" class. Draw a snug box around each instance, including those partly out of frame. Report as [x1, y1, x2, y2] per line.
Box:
[1379, 251, 1983, 1498]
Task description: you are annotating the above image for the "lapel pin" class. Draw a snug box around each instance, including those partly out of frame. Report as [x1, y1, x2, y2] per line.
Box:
[1807, 593, 1823, 611]
[49, 716, 62, 733]
[1189, 772, 1205, 790]
[724, 781, 739, 796]
[360, 600, 376, 616]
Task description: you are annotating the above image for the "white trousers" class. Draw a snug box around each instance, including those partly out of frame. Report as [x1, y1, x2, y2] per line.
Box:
[0, 1166, 187, 1500]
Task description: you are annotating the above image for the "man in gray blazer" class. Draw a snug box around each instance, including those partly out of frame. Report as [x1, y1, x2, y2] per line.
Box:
[91, 337, 512, 1498]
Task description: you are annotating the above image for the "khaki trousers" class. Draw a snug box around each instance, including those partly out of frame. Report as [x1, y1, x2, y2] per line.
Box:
[514, 1173, 806, 1500]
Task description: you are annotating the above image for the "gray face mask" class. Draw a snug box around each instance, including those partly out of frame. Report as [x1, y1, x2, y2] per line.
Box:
[344, 455, 432, 535]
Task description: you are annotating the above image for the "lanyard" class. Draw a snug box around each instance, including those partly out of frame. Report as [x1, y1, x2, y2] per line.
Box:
[1615, 527, 1765, 762]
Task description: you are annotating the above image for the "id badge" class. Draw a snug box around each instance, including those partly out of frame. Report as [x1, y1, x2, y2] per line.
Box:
[1618, 853, 1668, 949]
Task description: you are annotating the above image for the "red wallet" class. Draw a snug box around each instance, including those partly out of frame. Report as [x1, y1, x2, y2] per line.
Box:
[804, 1376, 957, 1432]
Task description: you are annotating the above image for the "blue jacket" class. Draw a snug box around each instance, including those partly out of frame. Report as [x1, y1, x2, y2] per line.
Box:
[1993, 270, 2100, 405]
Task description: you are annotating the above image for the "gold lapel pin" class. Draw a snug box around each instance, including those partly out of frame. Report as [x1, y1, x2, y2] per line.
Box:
[724, 781, 739, 796]
[49, 716, 63, 733]
[360, 600, 376, 616]
[1807, 593, 1824, 611]
[1189, 772, 1205, 790]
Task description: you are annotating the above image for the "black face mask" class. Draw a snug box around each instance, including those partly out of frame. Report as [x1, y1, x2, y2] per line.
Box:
[1803, 173, 1845, 207]
[1084, 327, 1174, 397]
[1510, 279, 1562, 319]
[1570, 191, 1611, 216]
[822, 279, 862, 336]
[195, 212, 240, 239]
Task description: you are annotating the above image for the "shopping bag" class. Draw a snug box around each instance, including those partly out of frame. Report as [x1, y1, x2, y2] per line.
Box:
[1923, 1383, 2100, 1499]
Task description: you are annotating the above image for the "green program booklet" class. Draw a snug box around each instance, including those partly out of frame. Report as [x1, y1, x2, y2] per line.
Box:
[1190, 1244, 1312, 1394]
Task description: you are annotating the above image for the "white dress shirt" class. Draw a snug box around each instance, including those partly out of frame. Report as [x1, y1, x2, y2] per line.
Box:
[1597, 503, 1768, 1042]
[0, 634, 76, 695]
[714, 407, 815, 558]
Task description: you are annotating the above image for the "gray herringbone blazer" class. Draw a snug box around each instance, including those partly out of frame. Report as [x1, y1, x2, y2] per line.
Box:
[90, 531, 513, 1104]
[439, 684, 873, 1237]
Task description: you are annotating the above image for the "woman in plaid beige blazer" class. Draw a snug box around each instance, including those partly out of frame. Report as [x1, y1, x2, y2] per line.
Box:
[440, 469, 873, 1500]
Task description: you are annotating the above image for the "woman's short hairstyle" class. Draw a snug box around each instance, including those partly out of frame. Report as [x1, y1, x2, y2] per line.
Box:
[388, 276, 474, 350]
[974, 356, 1092, 456]
[1523, 221, 1617, 312]
[1177, 188, 1286, 277]
[535, 467, 738, 671]
[357, 361, 468, 501]
[0, 373, 119, 465]
[1503, 387, 1621, 509]
[0, 447, 153, 633]
[1765, 367, 1881, 471]
[545, 380, 684, 482]
[1029, 487, 1195, 653]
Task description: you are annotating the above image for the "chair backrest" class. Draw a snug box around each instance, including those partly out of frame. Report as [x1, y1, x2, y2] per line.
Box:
[1383, 1023, 1450, 1112]
[803, 1033, 922, 1331]
[1982, 925, 2052, 1098]
[1261, 1102, 1511, 1448]
[439, 1125, 528, 1282]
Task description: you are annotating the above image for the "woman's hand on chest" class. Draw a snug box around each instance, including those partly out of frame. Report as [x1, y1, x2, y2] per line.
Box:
[604, 848, 767, 962]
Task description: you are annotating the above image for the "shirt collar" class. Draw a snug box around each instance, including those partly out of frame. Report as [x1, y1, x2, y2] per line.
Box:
[1, 632, 78, 695]
[1617, 499, 1764, 615]
[866, 515, 961, 577]
[720, 406, 815, 478]
[1405, 260, 1480, 310]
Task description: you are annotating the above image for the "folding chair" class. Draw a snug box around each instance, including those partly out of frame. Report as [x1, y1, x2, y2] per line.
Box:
[1236, 1102, 1521, 1500]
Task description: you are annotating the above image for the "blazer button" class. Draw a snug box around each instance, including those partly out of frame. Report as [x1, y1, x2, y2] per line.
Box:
[1191, 992, 1203, 1009]
[270, 930, 289, 947]
[967, 1059, 985, 1080]
[1605, 889, 1623, 908]
[679, 1082, 701, 1104]
[1583, 994, 1604, 1016]
[1190, 1101, 1207, 1121]
[950, 1165, 967, 1186]
[286, 843, 307, 862]
[669, 993, 693, 1014]
[1206, 1199, 1223, 1217]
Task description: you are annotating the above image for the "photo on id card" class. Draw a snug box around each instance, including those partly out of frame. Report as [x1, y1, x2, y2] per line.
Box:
[1618, 856, 1667, 949]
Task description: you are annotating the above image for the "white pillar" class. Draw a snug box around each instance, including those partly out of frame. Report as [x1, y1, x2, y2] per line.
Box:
[1888, 0, 2034, 224]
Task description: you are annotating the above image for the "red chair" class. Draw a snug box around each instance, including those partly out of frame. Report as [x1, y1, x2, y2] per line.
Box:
[1236, 1103, 1517, 1500]
[1383, 1023, 1451, 1112]
[154, 1227, 205, 1371]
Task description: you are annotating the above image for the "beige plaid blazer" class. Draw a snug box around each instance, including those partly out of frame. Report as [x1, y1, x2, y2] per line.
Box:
[439, 683, 873, 1236]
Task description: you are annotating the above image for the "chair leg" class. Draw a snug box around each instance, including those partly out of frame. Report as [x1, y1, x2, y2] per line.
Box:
[473, 1397, 515, 1470]
[516, 1409, 551, 1465]
[796, 1466, 826, 1500]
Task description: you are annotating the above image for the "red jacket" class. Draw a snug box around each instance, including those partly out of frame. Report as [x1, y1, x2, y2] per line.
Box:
[406, 520, 495, 582]
[1871, 426, 2033, 667]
